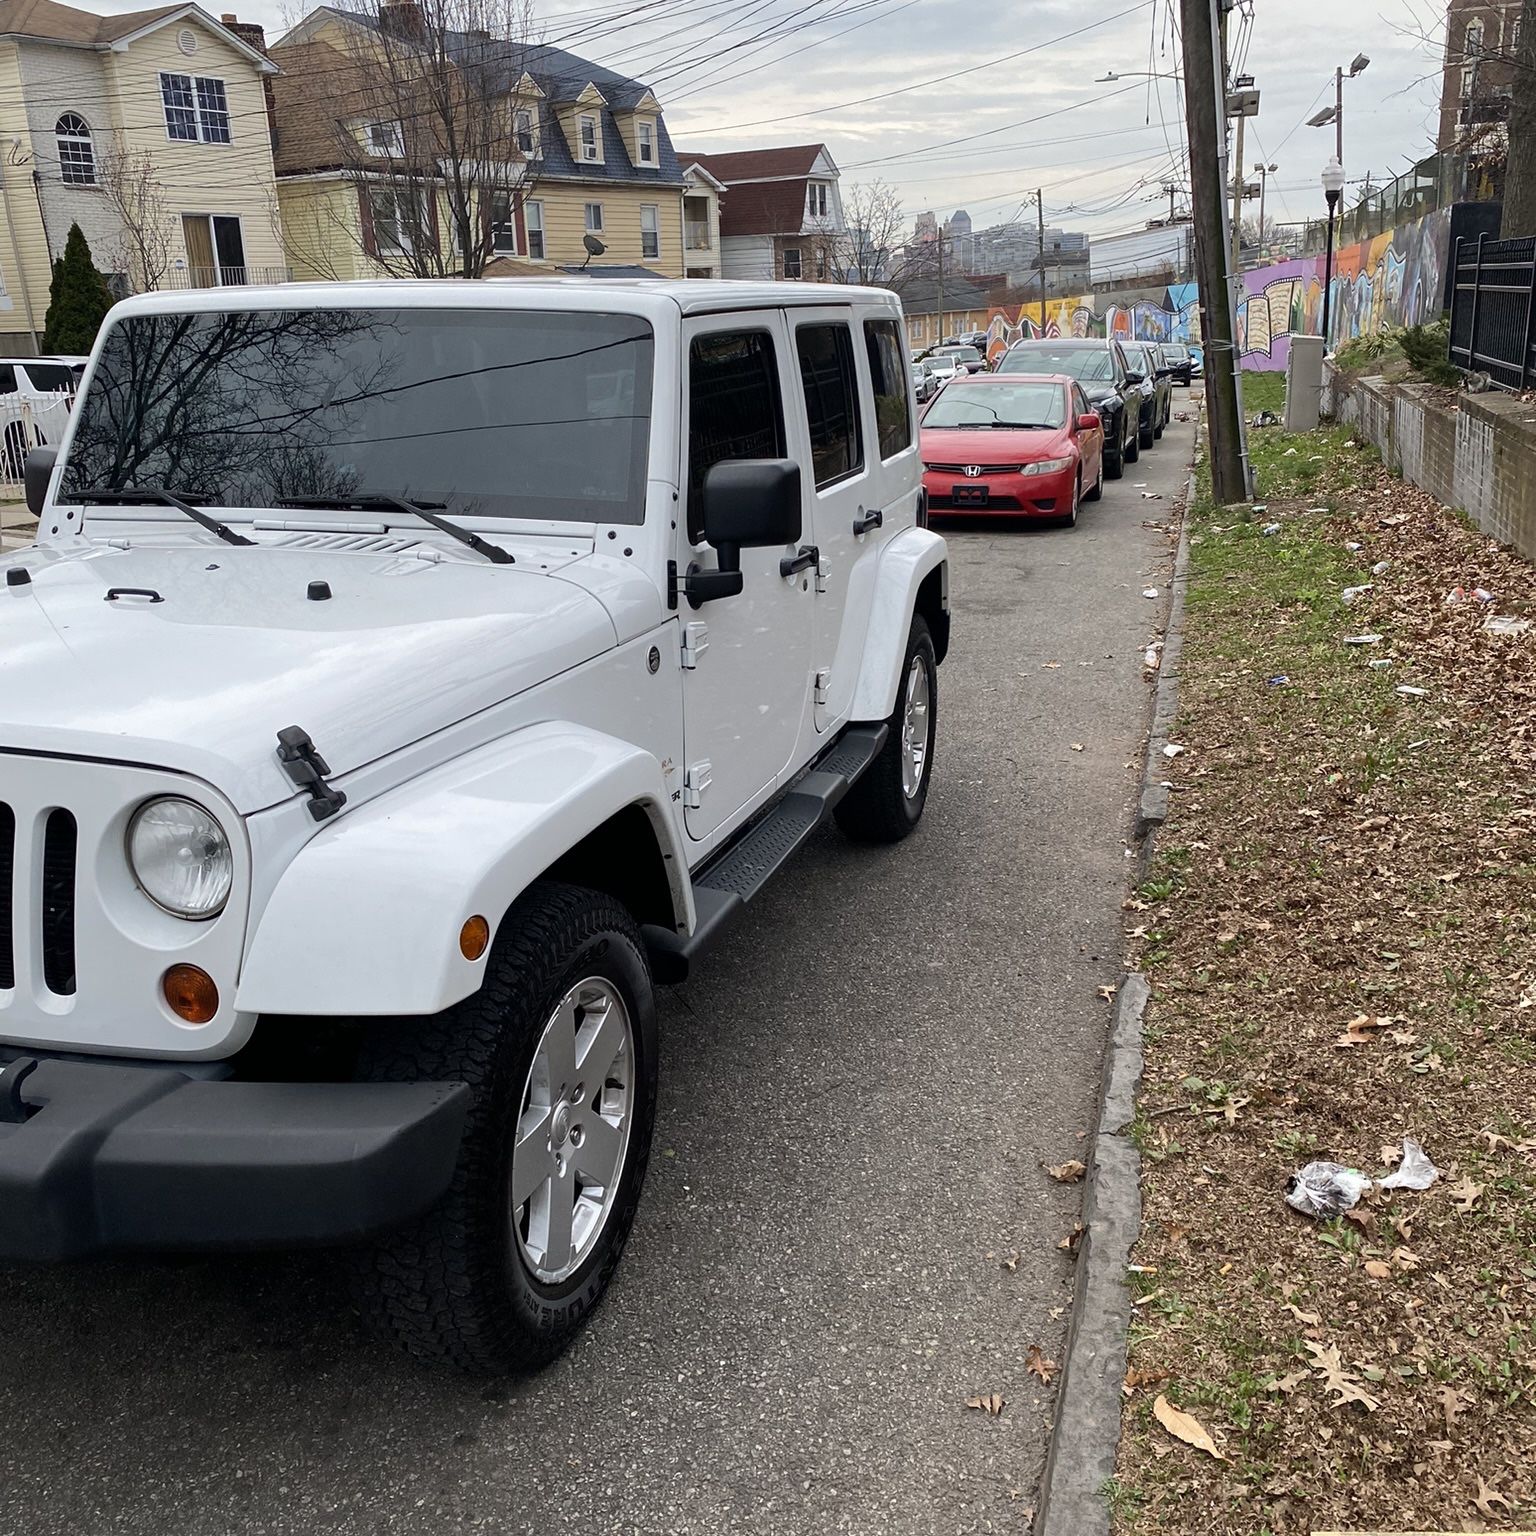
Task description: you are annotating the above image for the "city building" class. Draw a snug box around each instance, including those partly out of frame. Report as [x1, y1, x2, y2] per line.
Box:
[1435, 0, 1523, 151]
[675, 142, 843, 280]
[0, 0, 285, 351]
[899, 272, 991, 350]
[271, 5, 689, 280]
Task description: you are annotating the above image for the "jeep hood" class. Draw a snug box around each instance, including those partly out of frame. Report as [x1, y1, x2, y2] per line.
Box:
[0, 541, 621, 811]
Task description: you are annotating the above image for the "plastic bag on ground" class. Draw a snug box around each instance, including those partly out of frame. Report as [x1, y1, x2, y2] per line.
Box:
[1378, 1136, 1440, 1192]
[1286, 1162, 1373, 1219]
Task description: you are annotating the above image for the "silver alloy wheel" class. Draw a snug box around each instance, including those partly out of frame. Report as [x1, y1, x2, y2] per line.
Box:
[511, 976, 635, 1285]
[900, 654, 931, 800]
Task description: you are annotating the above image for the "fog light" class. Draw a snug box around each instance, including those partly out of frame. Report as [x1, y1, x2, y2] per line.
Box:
[163, 964, 218, 1024]
[459, 915, 490, 961]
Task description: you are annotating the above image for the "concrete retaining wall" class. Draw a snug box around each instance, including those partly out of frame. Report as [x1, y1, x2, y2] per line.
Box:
[1324, 367, 1536, 562]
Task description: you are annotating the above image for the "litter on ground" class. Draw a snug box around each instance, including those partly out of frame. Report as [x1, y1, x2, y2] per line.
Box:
[1343, 634, 1384, 646]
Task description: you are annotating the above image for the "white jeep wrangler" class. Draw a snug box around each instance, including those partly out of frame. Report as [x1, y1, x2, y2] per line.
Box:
[0, 279, 948, 1372]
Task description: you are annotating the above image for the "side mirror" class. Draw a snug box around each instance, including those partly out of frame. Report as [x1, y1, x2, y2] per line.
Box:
[24, 446, 56, 517]
[691, 459, 802, 606]
[1124, 370, 1144, 385]
[1077, 412, 1101, 433]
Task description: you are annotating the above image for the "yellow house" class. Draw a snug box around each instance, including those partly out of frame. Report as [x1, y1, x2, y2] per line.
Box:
[0, 0, 285, 351]
[270, 4, 690, 281]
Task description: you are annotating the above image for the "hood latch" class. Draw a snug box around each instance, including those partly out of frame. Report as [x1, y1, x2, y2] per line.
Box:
[276, 725, 348, 822]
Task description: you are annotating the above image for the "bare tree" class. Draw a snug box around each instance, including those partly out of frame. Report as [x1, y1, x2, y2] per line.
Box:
[323, 0, 542, 278]
[813, 179, 905, 284]
[98, 137, 174, 292]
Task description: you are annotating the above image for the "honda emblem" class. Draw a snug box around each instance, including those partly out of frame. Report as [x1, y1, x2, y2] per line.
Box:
[963, 465, 982, 478]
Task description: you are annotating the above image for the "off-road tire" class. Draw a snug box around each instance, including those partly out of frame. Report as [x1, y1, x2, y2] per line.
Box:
[351, 882, 658, 1375]
[835, 615, 937, 844]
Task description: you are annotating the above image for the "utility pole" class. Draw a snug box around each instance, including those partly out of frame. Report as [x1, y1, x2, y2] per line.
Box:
[1502, 0, 1536, 236]
[1181, 0, 1248, 504]
[1035, 187, 1046, 334]
[1230, 108, 1246, 271]
[936, 230, 945, 345]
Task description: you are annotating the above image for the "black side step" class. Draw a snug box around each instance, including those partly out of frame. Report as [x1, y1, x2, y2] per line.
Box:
[642, 724, 887, 983]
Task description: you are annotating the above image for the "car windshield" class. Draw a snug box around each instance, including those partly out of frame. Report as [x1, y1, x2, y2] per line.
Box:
[998, 345, 1113, 382]
[923, 381, 1065, 429]
[1166, 344, 1189, 360]
[936, 345, 981, 363]
[24, 362, 76, 391]
[58, 307, 656, 522]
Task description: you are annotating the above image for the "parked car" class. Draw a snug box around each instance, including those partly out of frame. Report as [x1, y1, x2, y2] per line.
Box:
[929, 343, 986, 375]
[1160, 342, 1193, 386]
[920, 372, 1104, 527]
[925, 352, 970, 391]
[994, 338, 1139, 478]
[913, 357, 940, 403]
[1119, 341, 1169, 445]
[1, 278, 950, 1375]
[945, 330, 991, 352]
[1188, 346, 1204, 378]
[0, 356, 77, 477]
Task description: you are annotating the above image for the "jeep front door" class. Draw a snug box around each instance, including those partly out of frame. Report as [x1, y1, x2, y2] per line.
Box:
[678, 316, 817, 845]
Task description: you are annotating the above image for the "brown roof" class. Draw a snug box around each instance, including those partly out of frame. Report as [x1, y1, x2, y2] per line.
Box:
[674, 144, 826, 238]
[269, 39, 370, 175]
[0, 0, 185, 45]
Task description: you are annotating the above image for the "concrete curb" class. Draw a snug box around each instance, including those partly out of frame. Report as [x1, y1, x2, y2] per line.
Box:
[1035, 466, 1197, 1536]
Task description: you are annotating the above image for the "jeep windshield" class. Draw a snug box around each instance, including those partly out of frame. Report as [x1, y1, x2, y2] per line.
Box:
[57, 307, 655, 524]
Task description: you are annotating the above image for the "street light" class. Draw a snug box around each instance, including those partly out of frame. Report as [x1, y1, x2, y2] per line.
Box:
[1320, 157, 1346, 348]
[1308, 54, 1370, 165]
[1253, 161, 1278, 259]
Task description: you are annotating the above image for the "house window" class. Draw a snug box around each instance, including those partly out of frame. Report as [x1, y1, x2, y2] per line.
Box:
[686, 330, 785, 542]
[526, 199, 545, 259]
[796, 323, 863, 489]
[490, 189, 516, 253]
[1462, 18, 1484, 95]
[863, 317, 912, 458]
[514, 107, 535, 155]
[181, 212, 246, 285]
[579, 114, 599, 161]
[55, 113, 94, 185]
[782, 245, 802, 279]
[640, 203, 659, 260]
[637, 121, 654, 164]
[807, 182, 828, 218]
[814, 247, 827, 280]
[365, 120, 403, 156]
[161, 72, 230, 143]
[585, 201, 603, 233]
[370, 187, 424, 256]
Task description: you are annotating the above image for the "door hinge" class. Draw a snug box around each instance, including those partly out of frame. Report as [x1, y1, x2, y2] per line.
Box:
[276, 724, 348, 821]
[816, 556, 830, 594]
[683, 759, 712, 809]
[814, 668, 830, 706]
[681, 620, 709, 668]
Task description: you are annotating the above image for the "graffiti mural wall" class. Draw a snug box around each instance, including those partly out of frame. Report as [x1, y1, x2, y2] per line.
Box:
[976, 207, 1451, 372]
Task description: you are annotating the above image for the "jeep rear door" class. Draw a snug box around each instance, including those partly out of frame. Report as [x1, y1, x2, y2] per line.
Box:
[678, 313, 817, 845]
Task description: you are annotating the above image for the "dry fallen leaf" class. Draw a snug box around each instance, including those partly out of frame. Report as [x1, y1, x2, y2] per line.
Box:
[1473, 1477, 1511, 1518]
[1390, 1246, 1420, 1271]
[1096, 985, 1117, 1002]
[1284, 1302, 1322, 1327]
[1334, 1013, 1386, 1048]
[999, 1250, 1019, 1273]
[1363, 1259, 1392, 1279]
[1047, 1160, 1087, 1183]
[1124, 1366, 1170, 1392]
[1440, 1385, 1465, 1435]
[1152, 1394, 1226, 1459]
[1379, 1143, 1404, 1167]
[1303, 1340, 1380, 1411]
[965, 1392, 1005, 1417]
[1272, 1370, 1307, 1395]
[1448, 1176, 1485, 1213]
[1026, 1344, 1056, 1384]
[1057, 1223, 1086, 1255]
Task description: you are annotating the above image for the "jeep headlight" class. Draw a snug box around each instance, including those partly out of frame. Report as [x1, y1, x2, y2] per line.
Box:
[127, 797, 233, 919]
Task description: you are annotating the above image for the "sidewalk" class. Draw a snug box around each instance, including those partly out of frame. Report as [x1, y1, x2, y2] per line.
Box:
[1, 501, 36, 551]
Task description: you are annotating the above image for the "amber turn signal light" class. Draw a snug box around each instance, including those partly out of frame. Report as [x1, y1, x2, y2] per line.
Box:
[163, 964, 219, 1024]
[459, 915, 490, 961]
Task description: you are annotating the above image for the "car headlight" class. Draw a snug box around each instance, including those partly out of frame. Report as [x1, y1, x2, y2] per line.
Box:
[127, 797, 233, 919]
[1023, 457, 1073, 476]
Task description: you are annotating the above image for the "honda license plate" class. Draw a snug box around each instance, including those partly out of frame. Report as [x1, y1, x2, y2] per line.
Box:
[951, 484, 989, 506]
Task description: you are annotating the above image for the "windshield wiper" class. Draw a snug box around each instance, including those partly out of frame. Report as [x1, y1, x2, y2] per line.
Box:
[276, 493, 513, 566]
[78, 485, 253, 546]
[992, 422, 1057, 429]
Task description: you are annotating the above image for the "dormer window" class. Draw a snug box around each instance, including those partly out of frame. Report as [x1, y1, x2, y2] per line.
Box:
[515, 107, 535, 155]
[808, 182, 829, 218]
[365, 120, 403, 157]
[637, 121, 654, 165]
[579, 114, 599, 162]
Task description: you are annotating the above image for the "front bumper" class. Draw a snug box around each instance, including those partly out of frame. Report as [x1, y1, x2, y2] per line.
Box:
[923, 464, 1074, 516]
[0, 1053, 470, 1260]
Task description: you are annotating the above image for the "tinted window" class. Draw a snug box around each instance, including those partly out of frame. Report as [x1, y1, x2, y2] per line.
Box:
[22, 363, 74, 391]
[997, 345, 1113, 382]
[688, 330, 785, 542]
[61, 308, 654, 522]
[864, 318, 912, 459]
[0, 365, 16, 394]
[796, 323, 863, 489]
[922, 381, 1065, 430]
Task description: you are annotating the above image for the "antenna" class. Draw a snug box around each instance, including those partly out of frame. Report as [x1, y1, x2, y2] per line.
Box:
[580, 233, 606, 270]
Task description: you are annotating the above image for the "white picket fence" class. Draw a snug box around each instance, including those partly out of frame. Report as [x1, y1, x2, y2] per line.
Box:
[0, 395, 71, 498]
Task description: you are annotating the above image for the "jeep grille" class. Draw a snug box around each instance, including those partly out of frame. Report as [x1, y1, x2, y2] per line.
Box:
[0, 803, 77, 998]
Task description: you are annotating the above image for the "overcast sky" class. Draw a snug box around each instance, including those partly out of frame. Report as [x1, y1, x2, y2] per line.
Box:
[127, 0, 1451, 240]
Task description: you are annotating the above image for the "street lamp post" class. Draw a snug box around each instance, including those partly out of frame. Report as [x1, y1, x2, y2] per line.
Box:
[1254, 161, 1278, 260]
[1320, 158, 1345, 348]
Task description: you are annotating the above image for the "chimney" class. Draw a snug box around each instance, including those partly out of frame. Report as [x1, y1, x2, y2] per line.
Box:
[378, 0, 427, 38]
[219, 15, 277, 150]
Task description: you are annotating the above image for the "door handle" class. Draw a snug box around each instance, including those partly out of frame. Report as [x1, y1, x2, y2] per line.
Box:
[780, 544, 819, 578]
[852, 508, 883, 535]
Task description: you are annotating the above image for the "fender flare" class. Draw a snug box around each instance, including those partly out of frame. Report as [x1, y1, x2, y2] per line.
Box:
[848, 527, 949, 721]
[236, 722, 691, 1018]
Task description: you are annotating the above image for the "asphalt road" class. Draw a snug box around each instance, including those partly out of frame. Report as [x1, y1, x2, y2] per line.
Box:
[0, 398, 1195, 1536]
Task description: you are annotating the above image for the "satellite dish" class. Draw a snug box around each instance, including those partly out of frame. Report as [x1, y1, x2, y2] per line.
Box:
[580, 233, 606, 269]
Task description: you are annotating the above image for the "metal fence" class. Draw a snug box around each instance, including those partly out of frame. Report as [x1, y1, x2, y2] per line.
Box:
[0, 396, 71, 498]
[164, 265, 293, 289]
[1448, 233, 1536, 390]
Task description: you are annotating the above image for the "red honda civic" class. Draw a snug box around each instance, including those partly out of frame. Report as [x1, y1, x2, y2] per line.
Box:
[919, 373, 1105, 527]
